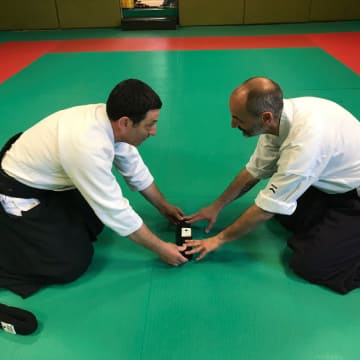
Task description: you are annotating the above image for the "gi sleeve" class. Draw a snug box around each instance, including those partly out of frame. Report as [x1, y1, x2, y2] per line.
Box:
[113, 143, 154, 192]
[252, 129, 328, 215]
[58, 130, 143, 237]
[255, 172, 316, 215]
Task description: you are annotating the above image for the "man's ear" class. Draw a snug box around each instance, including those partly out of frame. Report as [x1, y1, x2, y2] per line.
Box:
[262, 112, 273, 124]
[112, 116, 132, 142]
[118, 116, 131, 129]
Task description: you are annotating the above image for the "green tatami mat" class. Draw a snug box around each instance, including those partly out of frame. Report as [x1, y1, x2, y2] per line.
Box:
[1, 47, 360, 359]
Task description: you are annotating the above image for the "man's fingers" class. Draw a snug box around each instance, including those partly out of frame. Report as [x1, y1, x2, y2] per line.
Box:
[177, 244, 187, 252]
[205, 222, 213, 234]
[176, 245, 189, 262]
[184, 239, 211, 260]
[183, 213, 203, 223]
[171, 254, 188, 266]
[175, 207, 185, 217]
[181, 244, 207, 261]
[185, 240, 201, 247]
[185, 247, 200, 255]
[196, 251, 207, 261]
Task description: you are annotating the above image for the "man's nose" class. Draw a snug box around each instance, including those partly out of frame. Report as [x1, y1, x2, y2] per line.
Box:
[149, 125, 157, 136]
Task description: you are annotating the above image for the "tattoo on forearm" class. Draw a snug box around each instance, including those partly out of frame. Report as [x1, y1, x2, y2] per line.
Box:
[236, 179, 259, 198]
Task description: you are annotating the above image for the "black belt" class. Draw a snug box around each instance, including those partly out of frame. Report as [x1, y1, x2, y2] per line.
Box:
[0, 303, 38, 335]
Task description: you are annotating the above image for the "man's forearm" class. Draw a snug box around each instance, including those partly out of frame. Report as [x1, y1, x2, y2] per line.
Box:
[140, 182, 168, 211]
[128, 223, 165, 253]
[214, 168, 259, 211]
[218, 204, 274, 243]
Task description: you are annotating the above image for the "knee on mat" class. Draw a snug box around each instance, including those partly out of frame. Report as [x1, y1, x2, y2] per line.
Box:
[289, 253, 358, 295]
[54, 247, 94, 284]
[289, 253, 327, 283]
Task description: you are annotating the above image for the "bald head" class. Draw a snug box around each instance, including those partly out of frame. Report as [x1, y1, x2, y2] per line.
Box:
[229, 77, 284, 137]
[231, 77, 284, 120]
[233, 77, 276, 94]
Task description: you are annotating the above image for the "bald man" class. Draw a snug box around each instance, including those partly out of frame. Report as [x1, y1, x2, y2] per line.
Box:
[185, 77, 360, 294]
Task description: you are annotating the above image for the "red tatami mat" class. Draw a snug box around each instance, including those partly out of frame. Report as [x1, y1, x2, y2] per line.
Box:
[53, 34, 312, 52]
[0, 41, 58, 83]
[0, 32, 359, 83]
[308, 32, 360, 75]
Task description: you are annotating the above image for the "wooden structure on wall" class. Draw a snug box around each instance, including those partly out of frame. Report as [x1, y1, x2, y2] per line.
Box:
[179, 0, 360, 26]
[0, 0, 359, 30]
[0, 0, 121, 30]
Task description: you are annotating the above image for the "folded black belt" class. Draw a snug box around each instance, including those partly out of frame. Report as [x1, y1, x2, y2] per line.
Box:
[0, 303, 38, 335]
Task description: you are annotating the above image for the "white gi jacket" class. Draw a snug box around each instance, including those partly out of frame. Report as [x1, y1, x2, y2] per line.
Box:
[1, 104, 153, 236]
[246, 97, 360, 215]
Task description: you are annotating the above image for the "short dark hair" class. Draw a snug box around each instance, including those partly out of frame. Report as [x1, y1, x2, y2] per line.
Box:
[106, 79, 162, 124]
[245, 78, 283, 119]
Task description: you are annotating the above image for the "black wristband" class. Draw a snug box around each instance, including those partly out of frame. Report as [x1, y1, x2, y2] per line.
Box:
[0, 303, 38, 335]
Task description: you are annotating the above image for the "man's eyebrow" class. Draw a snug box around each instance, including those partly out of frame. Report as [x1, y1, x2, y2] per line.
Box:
[147, 120, 157, 125]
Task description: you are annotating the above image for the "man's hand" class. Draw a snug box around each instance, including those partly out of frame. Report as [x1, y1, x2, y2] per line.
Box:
[140, 183, 184, 224]
[157, 242, 189, 266]
[158, 202, 184, 225]
[185, 236, 223, 261]
[129, 223, 188, 266]
[183, 204, 220, 233]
